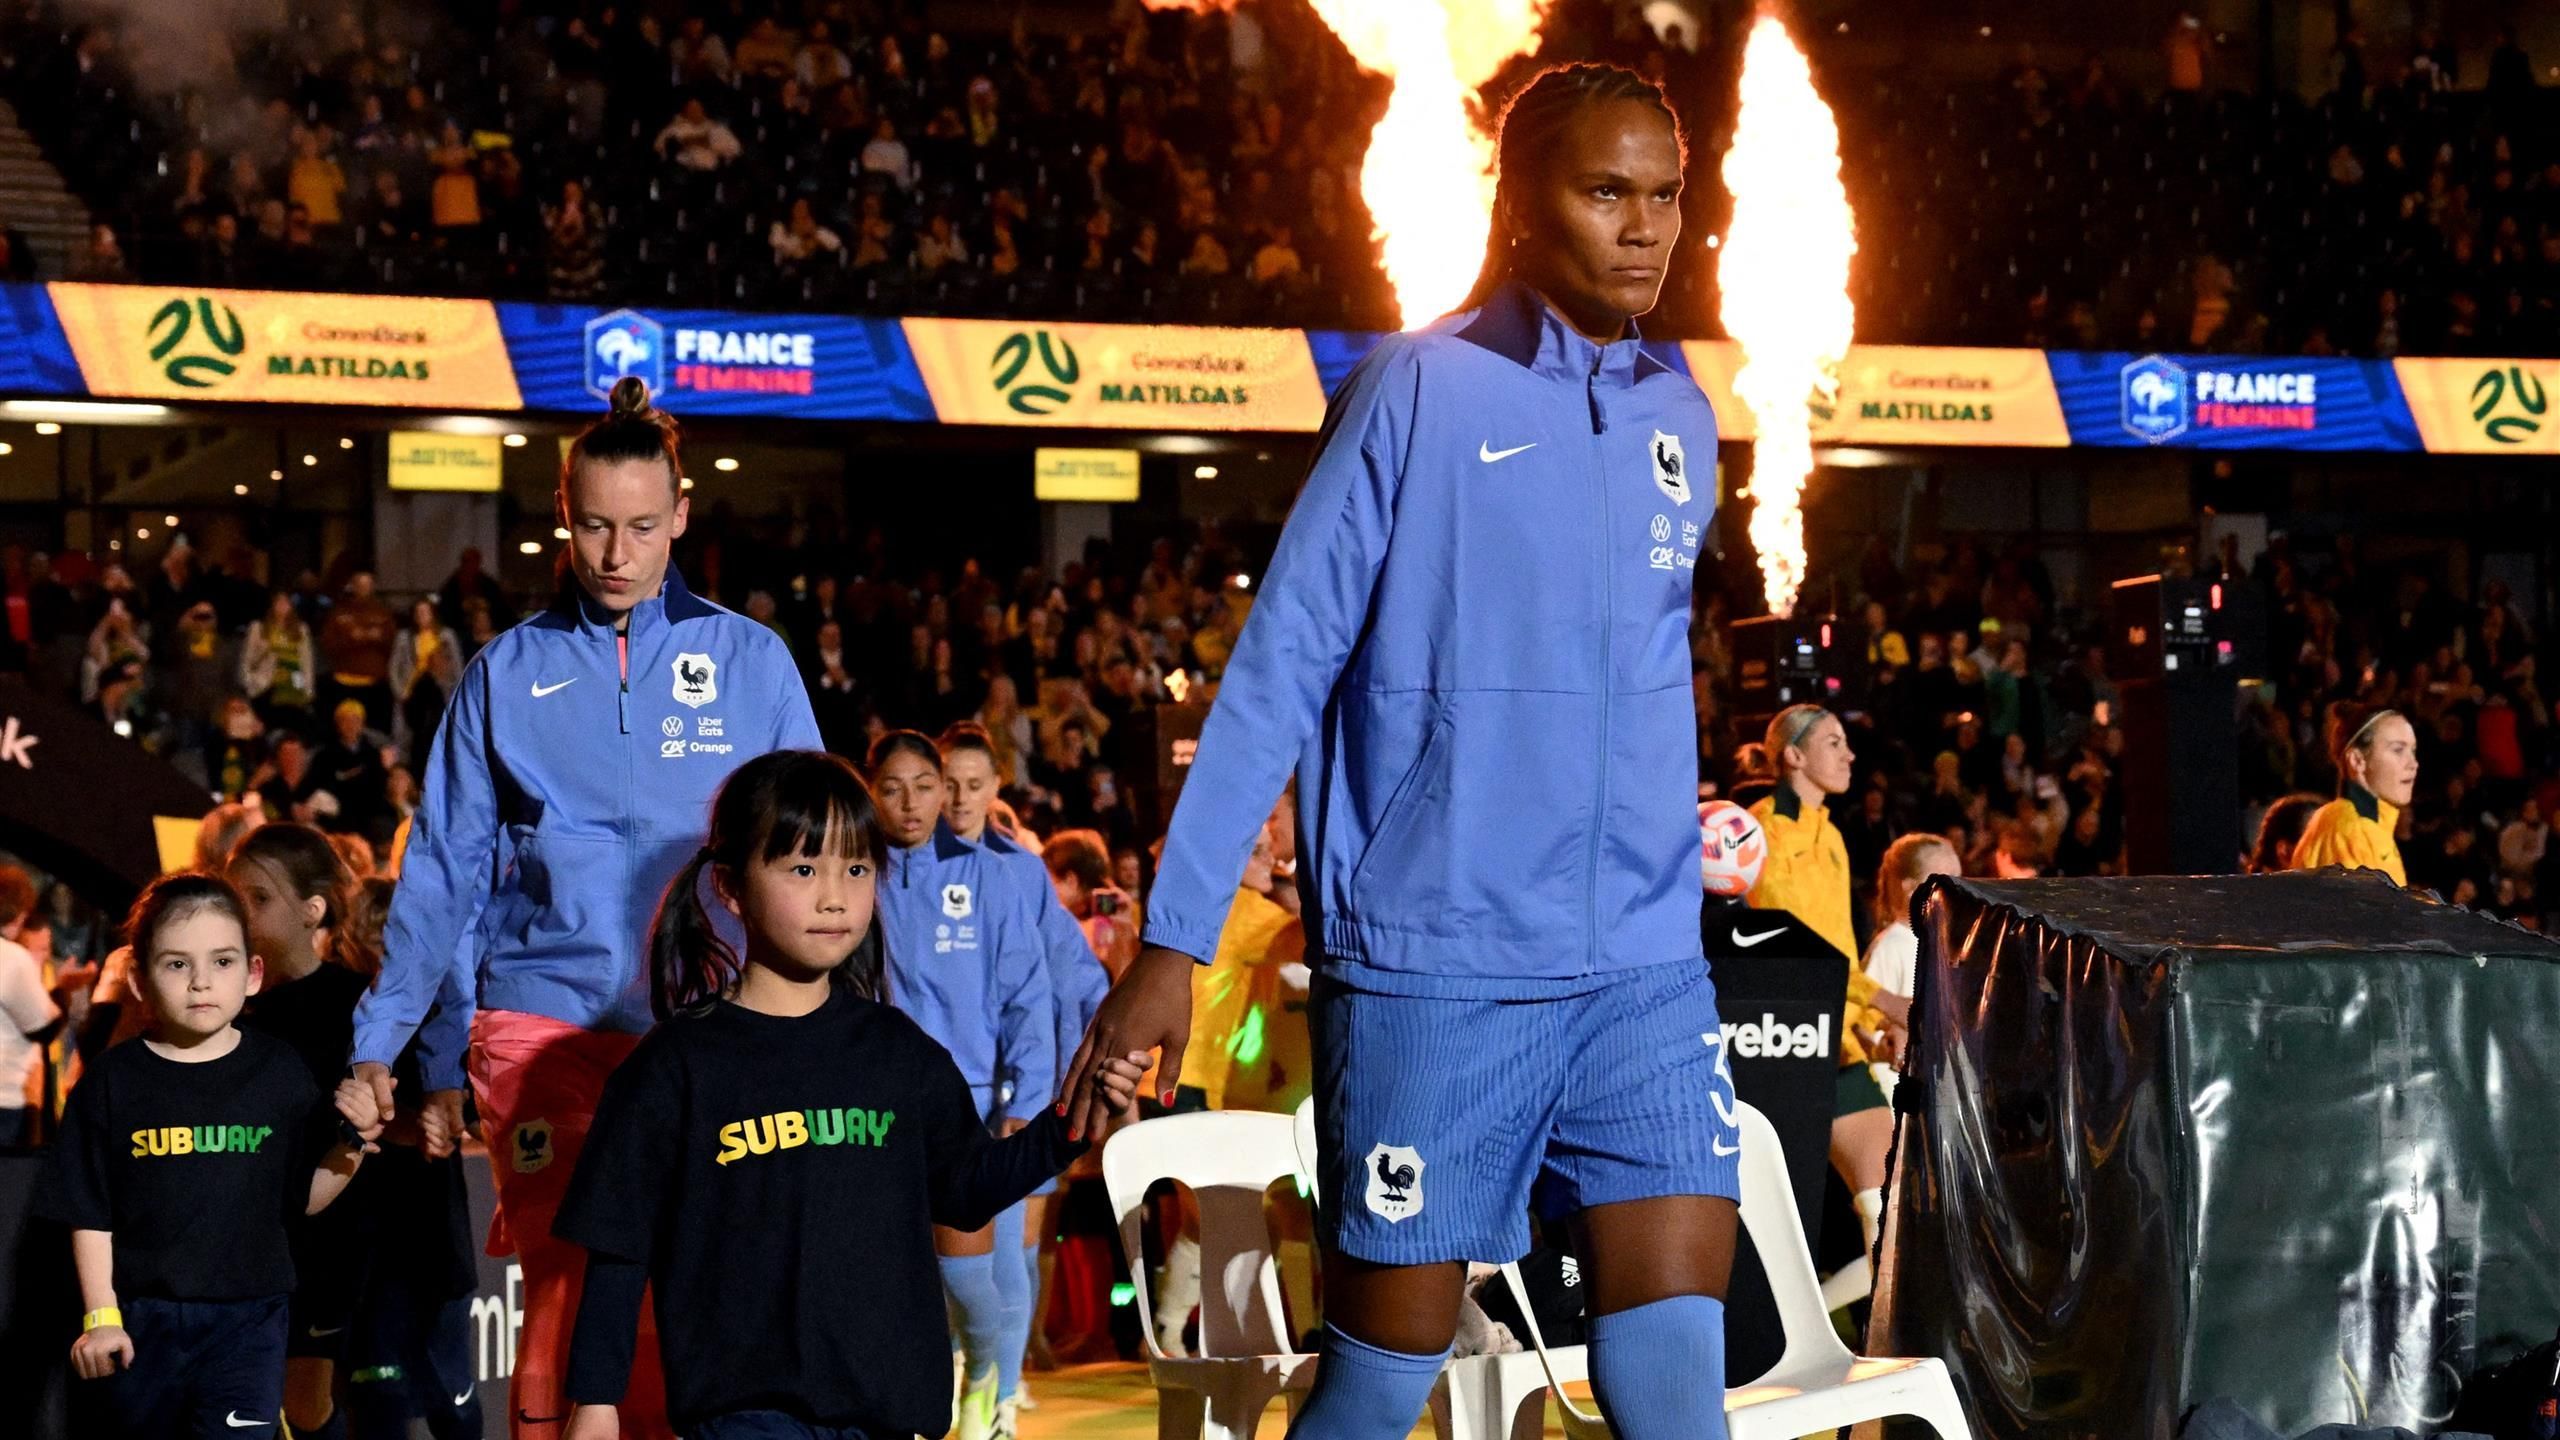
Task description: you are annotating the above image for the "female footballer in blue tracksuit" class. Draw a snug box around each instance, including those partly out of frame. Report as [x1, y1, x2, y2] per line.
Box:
[868, 731, 1056, 1440]
[940, 722, 1112, 1423]
[1061, 65, 1740, 1440]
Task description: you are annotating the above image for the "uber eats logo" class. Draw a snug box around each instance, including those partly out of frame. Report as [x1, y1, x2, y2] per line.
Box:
[147, 295, 246, 388]
[992, 330, 1081, 416]
[2470, 365, 2549, 444]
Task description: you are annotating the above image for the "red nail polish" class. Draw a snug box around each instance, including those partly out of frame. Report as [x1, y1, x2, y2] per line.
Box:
[1055, 1102, 1067, 1117]
[1160, 1090, 1176, 1106]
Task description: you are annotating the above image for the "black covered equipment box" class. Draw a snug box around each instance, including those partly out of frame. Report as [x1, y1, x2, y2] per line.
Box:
[1875, 870, 2560, 1439]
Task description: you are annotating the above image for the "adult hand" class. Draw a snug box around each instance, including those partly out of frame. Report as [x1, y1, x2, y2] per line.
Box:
[71, 1325, 133, 1380]
[419, 1089, 467, 1159]
[1058, 945, 1195, 1142]
[996, 1116, 1029, 1139]
[347, 1061, 397, 1131]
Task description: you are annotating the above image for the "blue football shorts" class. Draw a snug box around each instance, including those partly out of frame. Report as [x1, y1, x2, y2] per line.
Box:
[1311, 958, 1743, 1265]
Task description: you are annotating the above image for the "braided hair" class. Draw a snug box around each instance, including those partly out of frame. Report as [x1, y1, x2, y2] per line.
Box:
[1455, 63, 1690, 317]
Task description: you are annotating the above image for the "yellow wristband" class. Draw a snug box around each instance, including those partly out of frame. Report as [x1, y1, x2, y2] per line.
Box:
[82, 1307, 122, 1333]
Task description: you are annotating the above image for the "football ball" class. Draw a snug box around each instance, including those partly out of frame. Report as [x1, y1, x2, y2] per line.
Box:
[1699, 800, 1766, 898]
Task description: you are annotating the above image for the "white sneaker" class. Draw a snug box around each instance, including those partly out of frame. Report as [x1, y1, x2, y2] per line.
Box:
[1014, 1384, 1038, 1412]
[995, 1395, 1022, 1440]
[958, 1370, 1000, 1440]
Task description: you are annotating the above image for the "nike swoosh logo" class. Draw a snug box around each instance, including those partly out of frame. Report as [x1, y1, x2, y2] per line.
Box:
[1732, 928, 1786, 948]
[530, 679, 576, 698]
[519, 1411, 568, 1426]
[304, 1324, 343, 1338]
[224, 1414, 269, 1431]
[454, 1385, 476, 1407]
[1712, 1137, 1741, 1157]
[1478, 441, 1537, 462]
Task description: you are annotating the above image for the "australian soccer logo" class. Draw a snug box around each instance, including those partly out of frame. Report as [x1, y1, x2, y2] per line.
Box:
[2120, 354, 2190, 444]
[146, 295, 247, 389]
[671, 652, 717, 708]
[991, 330, 1081, 416]
[1650, 429, 1691, 505]
[1363, 1142, 1425, 1223]
[586, 308, 666, 401]
[2470, 364, 2549, 445]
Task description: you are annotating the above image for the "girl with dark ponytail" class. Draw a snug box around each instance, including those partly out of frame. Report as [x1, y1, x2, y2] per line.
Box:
[553, 749, 1145, 1440]
[646, 748, 889, 1018]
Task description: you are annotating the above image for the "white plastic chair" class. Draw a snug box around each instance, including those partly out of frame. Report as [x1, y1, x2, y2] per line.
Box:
[1103, 1111, 1317, 1440]
[1504, 1101, 1971, 1440]
[1288, 1097, 1586, 1440]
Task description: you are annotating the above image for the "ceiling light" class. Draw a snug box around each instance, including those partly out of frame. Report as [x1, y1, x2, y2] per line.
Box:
[553, 527, 571, 540]
[4, 400, 169, 422]
[135, 526, 150, 539]
[33, 423, 60, 436]
[713, 457, 739, 472]
[162, 514, 178, 528]
[503, 433, 527, 447]
[1194, 465, 1218, 479]
[518, 540, 543, 555]
[270, 468, 283, 480]
[339, 436, 355, 449]
[302, 454, 318, 466]
[232, 483, 249, 495]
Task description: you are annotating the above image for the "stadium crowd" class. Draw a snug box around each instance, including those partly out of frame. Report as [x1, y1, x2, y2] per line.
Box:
[1, 501, 2551, 975]
[4, 2, 2556, 353]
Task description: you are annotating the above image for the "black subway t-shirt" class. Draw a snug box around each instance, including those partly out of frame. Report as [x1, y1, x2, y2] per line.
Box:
[39, 1030, 336, 1300]
[555, 988, 1082, 1436]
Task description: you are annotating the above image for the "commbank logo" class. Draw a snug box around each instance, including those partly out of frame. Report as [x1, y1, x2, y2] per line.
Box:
[2470, 365, 2548, 445]
[991, 330, 1081, 416]
[2120, 354, 2188, 443]
[147, 296, 247, 388]
[584, 309, 665, 401]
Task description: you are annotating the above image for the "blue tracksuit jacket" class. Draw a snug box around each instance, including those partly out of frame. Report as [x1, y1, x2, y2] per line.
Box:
[880, 823, 1055, 1121]
[1142, 280, 1719, 996]
[351, 569, 821, 1065]
[982, 828, 1110, 1090]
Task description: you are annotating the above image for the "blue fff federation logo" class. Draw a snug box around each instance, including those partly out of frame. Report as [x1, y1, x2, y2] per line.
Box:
[2120, 354, 2189, 443]
[586, 309, 665, 401]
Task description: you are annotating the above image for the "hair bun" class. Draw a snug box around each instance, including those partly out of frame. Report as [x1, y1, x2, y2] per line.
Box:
[609, 375, 654, 418]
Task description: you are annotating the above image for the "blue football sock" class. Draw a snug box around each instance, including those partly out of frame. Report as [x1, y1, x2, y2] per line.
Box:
[939, 1251, 1008, 1389]
[1588, 1295, 1729, 1440]
[1285, 1323, 1448, 1440]
[988, 1201, 1033, 1399]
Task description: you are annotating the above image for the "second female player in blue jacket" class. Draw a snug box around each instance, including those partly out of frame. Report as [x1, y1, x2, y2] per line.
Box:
[1062, 64, 1741, 1440]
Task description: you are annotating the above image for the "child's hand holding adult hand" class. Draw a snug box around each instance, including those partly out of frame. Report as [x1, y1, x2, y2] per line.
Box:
[1092, 1050, 1151, 1114]
[334, 1078, 386, 1151]
[71, 1323, 133, 1380]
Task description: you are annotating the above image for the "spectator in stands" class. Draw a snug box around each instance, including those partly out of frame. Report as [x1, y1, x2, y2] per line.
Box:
[1249, 224, 1303, 285]
[861, 118, 916, 188]
[656, 97, 743, 173]
[916, 212, 970, 272]
[796, 21, 853, 89]
[0, 865, 61, 1147]
[242, 588, 319, 734]
[851, 192, 896, 269]
[770, 197, 842, 266]
[255, 731, 317, 823]
[427, 121, 483, 233]
[1045, 828, 1139, 979]
[388, 598, 461, 762]
[320, 571, 397, 734]
[69, 222, 129, 281]
[309, 698, 393, 841]
[669, 15, 735, 88]
[287, 127, 347, 227]
[544, 179, 607, 300]
[354, 167, 423, 258]
[733, 17, 796, 82]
